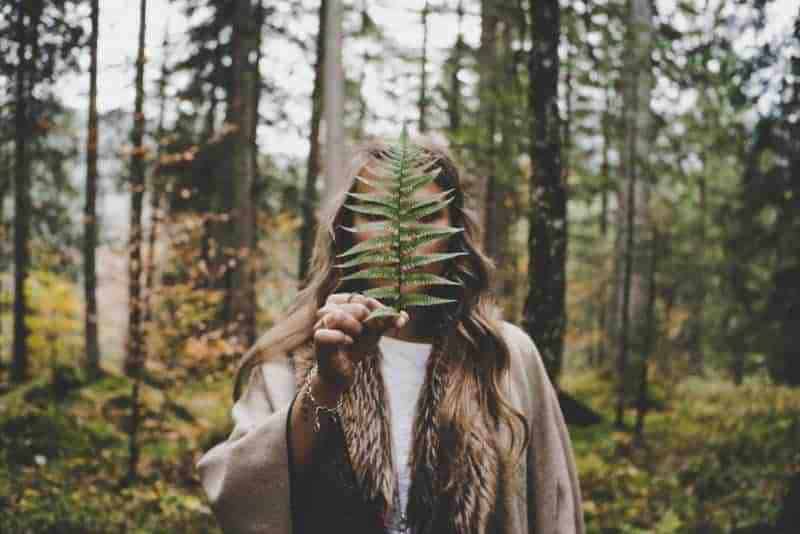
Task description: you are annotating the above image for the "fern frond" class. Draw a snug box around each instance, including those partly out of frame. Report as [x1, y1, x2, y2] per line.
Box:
[334, 125, 465, 323]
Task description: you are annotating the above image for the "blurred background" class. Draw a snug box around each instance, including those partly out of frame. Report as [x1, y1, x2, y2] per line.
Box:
[0, 0, 798, 532]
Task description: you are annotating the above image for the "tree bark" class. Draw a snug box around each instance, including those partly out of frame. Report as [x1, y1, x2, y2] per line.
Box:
[144, 27, 170, 334]
[323, 0, 346, 198]
[125, 0, 148, 483]
[479, 0, 499, 263]
[418, 0, 430, 133]
[299, 0, 327, 285]
[614, 0, 653, 428]
[84, 0, 102, 380]
[12, 0, 39, 384]
[225, 0, 258, 349]
[522, 0, 566, 384]
[634, 226, 660, 443]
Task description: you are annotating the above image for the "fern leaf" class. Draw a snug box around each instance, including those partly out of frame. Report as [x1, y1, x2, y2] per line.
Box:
[336, 234, 396, 258]
[403, 251, 469, 271]
[335, 125, 464, 319]
[363, 286, 402, 300]
[345, 191, 398, 210]
[334, 251, 398, 269]
[402, 293, 459, 307]
[403, 272, 462, 287]
[340, 266, 397, 281]
[343, 202, 396, 219]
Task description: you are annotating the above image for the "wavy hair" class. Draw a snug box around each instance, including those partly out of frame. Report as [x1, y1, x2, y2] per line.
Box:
[233, 134, 529, 502]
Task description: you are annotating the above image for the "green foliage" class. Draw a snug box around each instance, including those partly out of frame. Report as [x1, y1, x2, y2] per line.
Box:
[564, 370, 800, 533]
[336, 127, 466, 322]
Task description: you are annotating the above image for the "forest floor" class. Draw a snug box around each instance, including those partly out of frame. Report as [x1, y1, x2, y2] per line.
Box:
[1, 363, 798, 533]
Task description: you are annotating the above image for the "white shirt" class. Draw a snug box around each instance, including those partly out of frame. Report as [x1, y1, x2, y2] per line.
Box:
[378, 334, 433, 533]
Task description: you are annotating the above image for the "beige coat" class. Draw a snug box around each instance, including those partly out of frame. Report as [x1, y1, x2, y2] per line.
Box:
[197, 320, 586, 534]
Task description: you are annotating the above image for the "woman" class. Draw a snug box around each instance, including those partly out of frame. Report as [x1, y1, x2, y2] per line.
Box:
[196, 137, 585, 534]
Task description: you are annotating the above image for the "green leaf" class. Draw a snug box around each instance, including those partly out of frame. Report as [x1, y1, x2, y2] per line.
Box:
[403, 190, 455, 216]
[363, 286, 402, 299]
[400, 227, 463, 253]
[402, 272, 462, 287]
[402, 293, 459, 307]
[340, 266, 397, 281]
[343, 202, 397, 219]
[399, 171, 440, 196]
[364, 306, 401, 322]
[334, 251, 398, 269]
[339, 221, 394, 234]
[334, 124, 465, 315]
[345, 191, 397, 210]
[336, 234, 397, 258]
[403, 251, 469, 270]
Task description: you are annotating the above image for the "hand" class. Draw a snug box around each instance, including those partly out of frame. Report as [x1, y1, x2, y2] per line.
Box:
[312, 293, 409, 393]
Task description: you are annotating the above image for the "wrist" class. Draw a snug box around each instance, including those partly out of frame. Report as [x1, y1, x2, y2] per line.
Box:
[310, 373, 347, 407]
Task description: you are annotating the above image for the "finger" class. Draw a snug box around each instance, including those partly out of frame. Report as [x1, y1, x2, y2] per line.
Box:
[314, 328, 354, 346]
[321, 309, 364, 337]
[316, 302, 371, 321]
[394, 311, 409, 328]
[326, 292, 362, 306]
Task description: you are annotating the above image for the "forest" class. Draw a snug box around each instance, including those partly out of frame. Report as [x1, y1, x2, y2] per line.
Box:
[0, 0, 799, 532]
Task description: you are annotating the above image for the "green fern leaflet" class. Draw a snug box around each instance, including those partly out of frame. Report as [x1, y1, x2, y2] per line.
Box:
[335, 128, 467, 323]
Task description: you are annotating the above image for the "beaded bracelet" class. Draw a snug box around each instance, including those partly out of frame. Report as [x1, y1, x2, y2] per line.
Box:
[301, 363, 345, 432]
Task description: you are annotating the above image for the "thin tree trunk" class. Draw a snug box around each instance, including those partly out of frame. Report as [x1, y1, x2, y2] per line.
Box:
[615, 0, 653, 428]
[596, 85, 612, 367]
[480, 0, 499, 261]
[418, 0, 430, 133]
[299, 0, 327, 285]
[225, 0, 258, 349]
[250, 0, 265, 313]
[522, 0, 566, 384]
[12, 0, 38, 384]
[497, 7, 523, 317]
[83, 0, 101, 380]
[144, 27, 170, 331]
[688, 176, 707, 375]
[447, 0, 465, 135]
[126, 0, 148, 483]
[634, 226, 660, 443]
[323, 0, 346, 197]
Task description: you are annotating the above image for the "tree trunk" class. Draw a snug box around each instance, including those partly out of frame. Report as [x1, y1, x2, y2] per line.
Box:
[144, 28, 170, 333]
[522, 0, 566, 384]
[634, 226, 660, 443]
[225, 0, 258, 349]
[614, 0, 653, 428]
[688, 176, 707, 375]
[447, 0, 465, 135]
[125, 0, 148, 483]
[479, 0, 499, 263]
[323, 0, 346, 197]
[595, 85, 612, 367]
[418, 0, 430, 133]
[299, 0, 327, 285]
[12, 0, 39, 384]
[84, 0, 102, 380]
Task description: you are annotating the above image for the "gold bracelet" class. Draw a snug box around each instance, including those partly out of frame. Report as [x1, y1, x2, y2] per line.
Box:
[301, 363, 345, 432]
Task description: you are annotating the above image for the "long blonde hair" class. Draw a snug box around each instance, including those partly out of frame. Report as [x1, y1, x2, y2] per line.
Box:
[233, 134, 529, 488]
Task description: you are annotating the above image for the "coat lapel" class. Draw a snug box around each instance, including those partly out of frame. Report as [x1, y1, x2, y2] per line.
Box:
[292, 335, 501, 534]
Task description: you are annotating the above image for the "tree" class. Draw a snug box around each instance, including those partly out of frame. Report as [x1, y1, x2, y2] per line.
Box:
[323, 0, 346, 196]
[298, 0, 327, 285]
[11, 0, 36, 383]
[522, 0, 566, 384]
[125, 0, 148, 482]
[614, 0, 654, 427]
[223, 0, 258, 348]
[83, 0, 101, 380]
